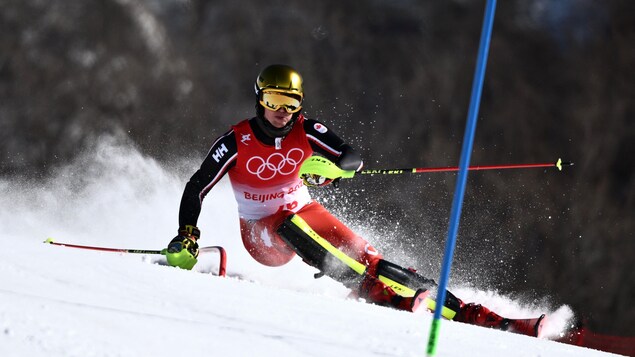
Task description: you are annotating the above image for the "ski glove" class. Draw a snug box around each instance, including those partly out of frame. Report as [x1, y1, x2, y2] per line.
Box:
[166, 225, 200, 270]
[301, 173, 333, 187]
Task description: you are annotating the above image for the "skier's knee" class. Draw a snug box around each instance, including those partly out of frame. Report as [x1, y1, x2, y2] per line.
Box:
[239, 217, 295, 266]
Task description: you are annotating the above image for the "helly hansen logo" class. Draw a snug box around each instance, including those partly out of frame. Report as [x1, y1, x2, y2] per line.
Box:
[212, 144, 228, 163]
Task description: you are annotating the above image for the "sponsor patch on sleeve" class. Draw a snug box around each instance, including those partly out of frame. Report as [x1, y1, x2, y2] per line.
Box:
[314, 123, 328, 134]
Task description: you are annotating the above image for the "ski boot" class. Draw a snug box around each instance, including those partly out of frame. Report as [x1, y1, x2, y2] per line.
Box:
[455, 303, 545, 337]
[356, 275, 429, 312]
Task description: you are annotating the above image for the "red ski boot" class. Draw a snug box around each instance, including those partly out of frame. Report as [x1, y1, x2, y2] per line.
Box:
[357, 275, 429, 312]
[454, 303, 545, 337]
[507, 314, 546, 337]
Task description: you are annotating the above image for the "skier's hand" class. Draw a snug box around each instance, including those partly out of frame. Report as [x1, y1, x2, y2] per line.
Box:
[165, 225, 200, 270]
[301, 173, 334, 187]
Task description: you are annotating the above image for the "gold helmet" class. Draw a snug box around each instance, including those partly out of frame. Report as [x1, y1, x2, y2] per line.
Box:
[254, 64, 304, 100]
[254, 64, 304, 137]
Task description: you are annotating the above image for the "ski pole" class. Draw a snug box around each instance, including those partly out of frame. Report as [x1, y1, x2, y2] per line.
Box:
[299, 155, 573, 180]
[44, 238, 227, 277]
[45, 238, 166, 254]
[360, 159, 571, 174]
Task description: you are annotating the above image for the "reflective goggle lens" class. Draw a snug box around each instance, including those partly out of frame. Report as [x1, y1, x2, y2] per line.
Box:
[260, 91, 302, 113]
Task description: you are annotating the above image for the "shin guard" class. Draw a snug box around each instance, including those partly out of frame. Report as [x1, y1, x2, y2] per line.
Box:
[276, 214, 366, 287]
[375, 259, 464, 318]
[376, 259, 436, 295]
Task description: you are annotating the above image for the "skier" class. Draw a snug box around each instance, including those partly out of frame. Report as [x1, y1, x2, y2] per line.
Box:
[165, 64, 544, 337]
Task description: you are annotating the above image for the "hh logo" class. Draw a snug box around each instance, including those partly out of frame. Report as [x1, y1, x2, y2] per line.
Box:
[212, 143, 228, 163]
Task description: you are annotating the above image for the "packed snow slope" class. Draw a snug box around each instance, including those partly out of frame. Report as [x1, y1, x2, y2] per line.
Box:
[0, 136, 618, 356]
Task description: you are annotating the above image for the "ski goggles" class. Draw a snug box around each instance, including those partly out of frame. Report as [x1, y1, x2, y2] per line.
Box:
[259, 90, 303, 113]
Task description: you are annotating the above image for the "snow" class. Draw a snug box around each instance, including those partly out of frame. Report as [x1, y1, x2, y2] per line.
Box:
[0, 136, 619, 356]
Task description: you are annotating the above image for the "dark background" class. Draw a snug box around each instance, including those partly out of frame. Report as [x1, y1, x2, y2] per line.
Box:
[1, 0, 633, 335]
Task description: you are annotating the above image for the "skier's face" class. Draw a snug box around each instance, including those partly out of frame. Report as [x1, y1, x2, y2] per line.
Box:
[263, 107, 293, 128]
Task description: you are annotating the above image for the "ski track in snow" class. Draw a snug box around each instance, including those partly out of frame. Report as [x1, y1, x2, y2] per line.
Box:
[0, 136, 617, 356]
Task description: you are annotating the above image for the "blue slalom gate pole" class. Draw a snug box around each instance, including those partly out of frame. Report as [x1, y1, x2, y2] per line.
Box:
[426, 1, 497, 355]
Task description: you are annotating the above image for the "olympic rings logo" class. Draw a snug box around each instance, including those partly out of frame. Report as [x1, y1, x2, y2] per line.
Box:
[246, 148, 305, 180]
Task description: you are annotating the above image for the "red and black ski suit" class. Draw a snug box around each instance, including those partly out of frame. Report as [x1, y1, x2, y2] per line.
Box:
[179, 115, 381, 272]
[176, 115, 545, 337]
